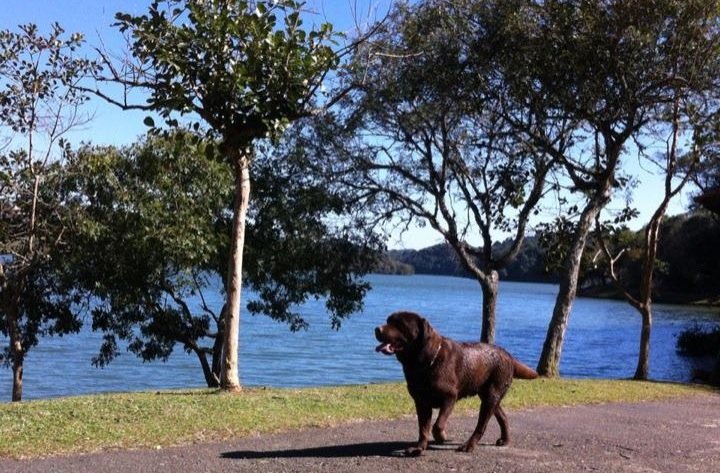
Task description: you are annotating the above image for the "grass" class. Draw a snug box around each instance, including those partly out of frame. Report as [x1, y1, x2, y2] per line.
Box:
[0, 379, 715, 459]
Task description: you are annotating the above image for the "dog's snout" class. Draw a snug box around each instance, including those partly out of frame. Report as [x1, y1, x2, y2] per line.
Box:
[375, 326, 384, 340]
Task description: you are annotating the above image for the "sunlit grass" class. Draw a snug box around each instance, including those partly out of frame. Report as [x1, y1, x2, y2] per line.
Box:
[0, 379, 714, 459]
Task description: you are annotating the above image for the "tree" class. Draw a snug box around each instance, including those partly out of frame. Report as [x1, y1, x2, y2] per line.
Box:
[242, 129, 381, 333]
[485, 0, 720, 376]
[687, 108, 720, 386]
[0, 23, 96, 401]
[327, 0, 554, 343]
[691, 111, 720, 216]
[66, 132, 233, 387]
[67, 130, 379, 388]
[86, 0, 357, 391]
[597, 98, 703, 380]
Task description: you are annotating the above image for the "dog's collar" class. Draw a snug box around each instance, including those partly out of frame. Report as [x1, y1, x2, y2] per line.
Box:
[428, 342, 442, 368]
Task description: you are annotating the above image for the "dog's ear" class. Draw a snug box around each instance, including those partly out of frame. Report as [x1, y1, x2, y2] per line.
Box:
[419, 316, 435, 344]
[418, 317, 440, 365]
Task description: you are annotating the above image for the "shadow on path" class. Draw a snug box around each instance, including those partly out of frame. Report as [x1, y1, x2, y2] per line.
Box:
[222, 441, 410, 460]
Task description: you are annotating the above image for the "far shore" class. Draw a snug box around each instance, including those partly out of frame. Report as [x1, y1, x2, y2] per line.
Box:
[577, 285, 720, 308]
[375, 271, 720, 308]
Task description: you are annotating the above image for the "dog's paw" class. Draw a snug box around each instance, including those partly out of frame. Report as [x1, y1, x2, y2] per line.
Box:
[496, 437, 510, 447]
[456, 441, 475, 453]
[432, 426, 448, 444]
[405, 447, 425, 457]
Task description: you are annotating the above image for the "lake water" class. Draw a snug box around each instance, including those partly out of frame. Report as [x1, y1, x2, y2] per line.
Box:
[2, 274, 719, 402]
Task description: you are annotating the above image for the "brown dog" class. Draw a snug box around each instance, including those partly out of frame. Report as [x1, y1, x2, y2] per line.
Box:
[375, 311, 538, 456]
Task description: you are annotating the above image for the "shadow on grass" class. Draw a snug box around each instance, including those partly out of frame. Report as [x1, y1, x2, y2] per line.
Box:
[222, 441, 410, 459]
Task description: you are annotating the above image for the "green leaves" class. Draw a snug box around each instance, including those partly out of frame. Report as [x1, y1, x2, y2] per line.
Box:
[242, 134, 381, 330]
[65, 131, 232, 371]
[115, 0, 342, 146]
[0, 22, 98, 399]
[64, 127, 380, 381]
[0, 23, 96, 134]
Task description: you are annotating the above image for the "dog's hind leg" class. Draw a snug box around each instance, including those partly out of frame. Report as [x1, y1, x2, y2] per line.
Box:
[457, 400, 494, 453]
[494, 405, 510, 446]
[457, 394, 497, 453]
[458, 380, 510, 453]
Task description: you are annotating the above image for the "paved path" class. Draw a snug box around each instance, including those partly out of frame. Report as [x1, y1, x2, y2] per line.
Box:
[2, 394, 719, 473]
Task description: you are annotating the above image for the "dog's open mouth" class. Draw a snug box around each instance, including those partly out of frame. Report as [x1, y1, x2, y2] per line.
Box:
[376, 342, 401, 355]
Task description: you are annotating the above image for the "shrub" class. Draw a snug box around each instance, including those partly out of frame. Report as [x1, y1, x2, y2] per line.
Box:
[676, 325, 720, 357]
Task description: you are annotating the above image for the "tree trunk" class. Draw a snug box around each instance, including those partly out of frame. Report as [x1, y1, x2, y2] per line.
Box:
[211, 305, 225, 386]
[7, 304, 24, 402]
[12, 357, 23, 402]
[194, 347, 220, 388]
[480, 270, 499, 344]
[537, 192, 610, 377]
[633, 305, 652, 380]
[632, 213, 663, 381]
[220, 150, 251, 392]
[10, 308, 24, 402]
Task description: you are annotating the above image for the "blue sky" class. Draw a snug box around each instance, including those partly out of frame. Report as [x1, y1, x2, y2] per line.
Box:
[2, 0, 694, 249]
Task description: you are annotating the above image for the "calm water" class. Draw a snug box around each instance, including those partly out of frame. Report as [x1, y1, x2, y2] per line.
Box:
[2, 274, 719, 402]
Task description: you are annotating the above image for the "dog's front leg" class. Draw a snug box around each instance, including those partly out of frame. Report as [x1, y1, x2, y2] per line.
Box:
[407, 401, 432, 457]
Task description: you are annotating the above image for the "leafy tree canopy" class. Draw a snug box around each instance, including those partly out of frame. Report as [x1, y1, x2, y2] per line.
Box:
[109, 0, 341, 146]
[65, 129, 380, 385]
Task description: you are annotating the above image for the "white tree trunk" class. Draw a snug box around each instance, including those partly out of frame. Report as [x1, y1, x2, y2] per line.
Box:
[220, 151, 251, 392]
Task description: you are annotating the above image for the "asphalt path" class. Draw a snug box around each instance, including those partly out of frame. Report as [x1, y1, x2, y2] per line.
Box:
[2, 394, 719, 473]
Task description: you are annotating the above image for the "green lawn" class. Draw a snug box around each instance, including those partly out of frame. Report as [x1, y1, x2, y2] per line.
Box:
[0, 379, 714, 459]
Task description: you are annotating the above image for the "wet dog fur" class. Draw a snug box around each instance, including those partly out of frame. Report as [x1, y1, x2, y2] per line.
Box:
[375, 311, 538, 456]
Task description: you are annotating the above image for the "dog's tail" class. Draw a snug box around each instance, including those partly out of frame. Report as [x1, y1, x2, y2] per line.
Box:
[512, 358, 539, 380]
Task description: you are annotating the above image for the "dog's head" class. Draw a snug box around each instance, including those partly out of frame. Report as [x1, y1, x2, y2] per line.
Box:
[375, 311, 437, 361]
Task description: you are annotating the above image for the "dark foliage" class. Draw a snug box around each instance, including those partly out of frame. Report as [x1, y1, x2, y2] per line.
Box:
[242, 138, 382, 331]
[0, 23, 97, 400]
[67, 130, 381, 385]
[373, 255, 414, 275]
[658, 213, 720, 298]
[677, 325, 720, 357]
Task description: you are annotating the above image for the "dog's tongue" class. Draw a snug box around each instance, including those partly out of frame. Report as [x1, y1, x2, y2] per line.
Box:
[376, 343, 395, 355]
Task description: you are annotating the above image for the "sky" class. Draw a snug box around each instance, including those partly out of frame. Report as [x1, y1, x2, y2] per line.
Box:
[1, 0, 696, 250]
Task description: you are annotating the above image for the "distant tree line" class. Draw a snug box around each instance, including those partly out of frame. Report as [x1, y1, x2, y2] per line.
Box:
[380, 237, 554, 283]
[377, 211, 720, 306]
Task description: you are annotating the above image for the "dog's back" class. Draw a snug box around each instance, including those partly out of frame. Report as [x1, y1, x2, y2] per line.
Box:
[454, 342, 536, 398]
